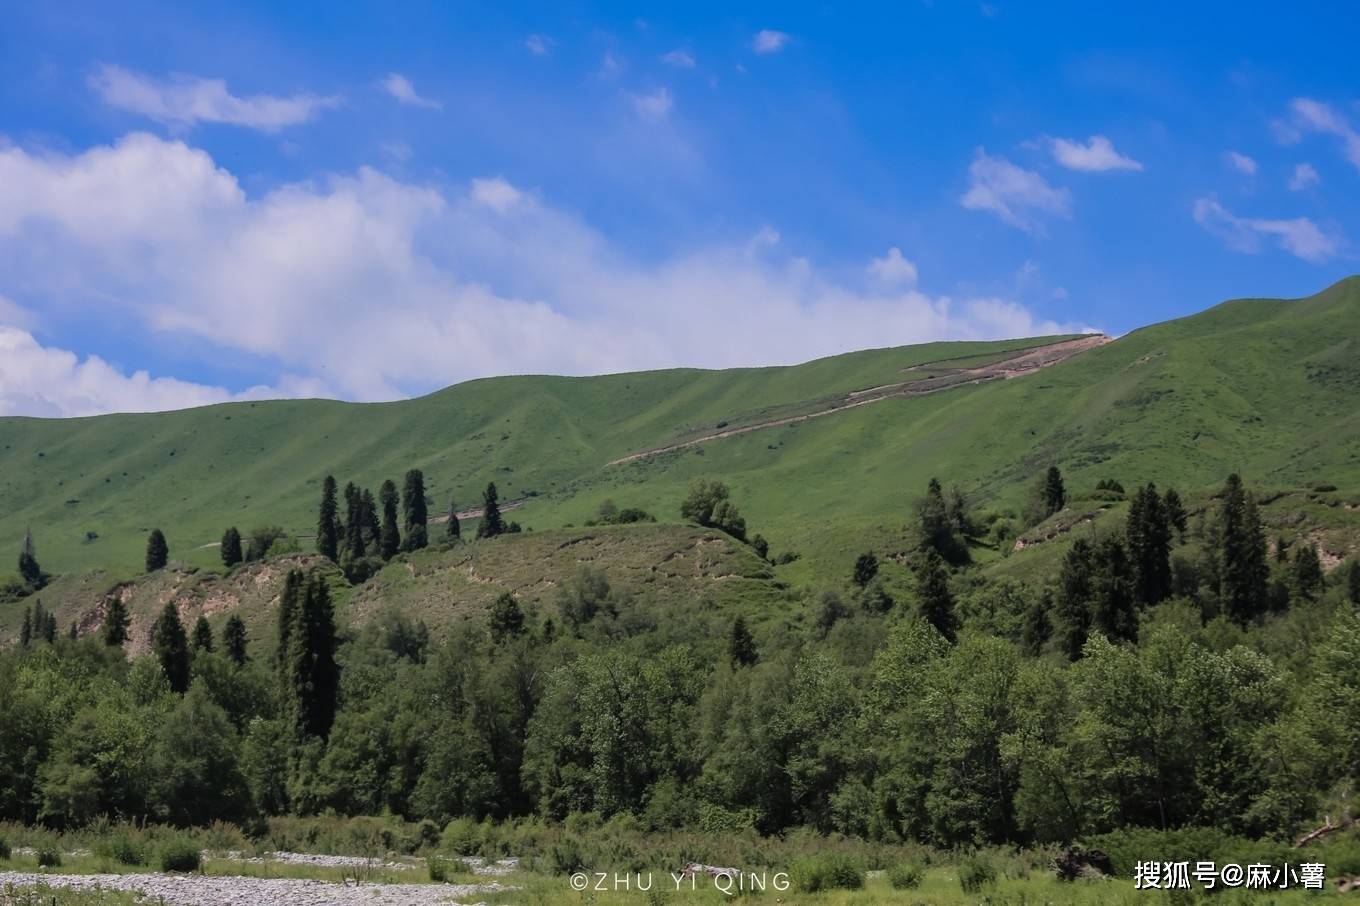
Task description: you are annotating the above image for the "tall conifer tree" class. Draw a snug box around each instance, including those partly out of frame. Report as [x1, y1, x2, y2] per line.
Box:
[401, 470, 429, 551]
[151, 602, 190, 693]
[145, 529, 169, 572]
[477, 482, 505, 539]
[378, 479, 401, 559]
[316, 476, 340, 561]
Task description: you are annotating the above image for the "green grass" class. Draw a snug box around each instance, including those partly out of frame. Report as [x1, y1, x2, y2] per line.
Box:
[3, 277, 1359, 640]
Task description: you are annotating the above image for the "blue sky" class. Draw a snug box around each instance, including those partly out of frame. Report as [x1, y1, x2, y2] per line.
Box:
[0, 1, 1357, 415]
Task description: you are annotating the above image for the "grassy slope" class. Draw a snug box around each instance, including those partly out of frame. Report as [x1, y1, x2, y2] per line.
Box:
[1, 278, 1358, 611]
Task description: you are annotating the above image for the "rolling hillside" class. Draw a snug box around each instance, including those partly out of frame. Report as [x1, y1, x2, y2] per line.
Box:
[2, 277, 1358, 594]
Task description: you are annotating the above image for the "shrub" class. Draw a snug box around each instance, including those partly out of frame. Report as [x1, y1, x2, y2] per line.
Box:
[0, 835, 10, 860]
[95, 832, 146, 866]
[888, 862, 924, 889]
[958, 853, 997, 893]
[429, 855, 470, 881]
[36, 843, 62, 868]
[158, 838, 202, 873]
[791, 854, 864, 893]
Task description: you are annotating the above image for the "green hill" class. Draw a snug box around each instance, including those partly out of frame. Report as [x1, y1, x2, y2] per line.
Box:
[2, 277, 1358, 600]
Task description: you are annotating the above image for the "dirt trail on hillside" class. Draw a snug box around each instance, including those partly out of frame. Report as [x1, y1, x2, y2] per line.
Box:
[608, 334, 1110, 466]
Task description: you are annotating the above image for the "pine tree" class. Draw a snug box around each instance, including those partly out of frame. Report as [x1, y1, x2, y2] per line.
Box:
[221, 526, 243, 568]
[1348, 560, 1360, 607]
[102, 597, 130, 647]
[853, 552, 879, 588]
[30, 600, 47, 644]
[378, 480, 401, 560]
[477, 482, 505, 539]
[1043, 466, 1066, 516]
[1219, 474, 1268, 626]
[488, 591, 525, 643]
[1126, 484, 1172, 605]
[343, 482, 364, 560]
[316, 476, 340, 561]
[276, 569, 303, 674]
[67, 622, 77, 640]
[359, 488, 380, 551]
[729, 616, 758, 667]
[150, 602, 190, 693]
[1275, 535, 1291, 564]
[445, 496, 461, 542]
[19, 606, 32, 648]
[18, 528, 43, 588]
[223, 615, 248, 665]
[1055, 538, 1095, 661]
[145, 529, 169, 572]
[191, 614, 214, 653]
[1020, 590, 1053, 656]
[1091, 536, 1138, 644]
[1292, 543, 1324, 602]
[401, 469, 429, 551]
[918, 478, 955, 558]
[285, 573, 339, 740]
[916, 548, 958, 643]
[1163, 487, 1188, 540]
[42, 612, 57, 644]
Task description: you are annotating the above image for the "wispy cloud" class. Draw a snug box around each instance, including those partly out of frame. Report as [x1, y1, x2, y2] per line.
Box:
[1289, 98, 1360, 171]
[380, 73, 441, 109]
[630, 87, 673, 119]
[1049, 135, 1142, 172]
[961, 150, 1072, 233]
[1192, 197, 1339, 263]
[660, 49, 695, 68]
[89, 64, 340, 131]
[1224, 150, 1257, 175]
[525, 34, 553, 56]
[868, 247, 918, 287]
[753, 30, 791, 54]
[1289, 162, 1319, 191]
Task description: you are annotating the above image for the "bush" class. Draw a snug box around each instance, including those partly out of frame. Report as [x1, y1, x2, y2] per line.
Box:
[958, 853, 997, 893]
[36, 842, 62, 868]
[790, 854, 864, 893]
[158, 838, 202, 873]
[95, 832, 146, 866]
[888, 862, 924, 889]
[429, 856, 470, 882]
[0, 834, 10, 860]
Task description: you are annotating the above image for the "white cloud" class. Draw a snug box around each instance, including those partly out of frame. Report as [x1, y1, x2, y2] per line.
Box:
[0, 133, 1090, 414]
[630, 87, 673, 119]
[867, 247, 918, 287]
[89, 64, 340, 131]
[1224, 150, 1257, 175]
[661, 49, 695, 68]
[960, 150, 1072, 233]
[1192, 197, 1339, 263]
[1289, 162, 1320, 191]
[525, 34, 553, 56]
[753, 30, 791, 54]
[1289, 98, 1360, 171]
[0, 326, 282, 417]
[380, 73, 441, 109]
[1049, 135, 1142, 172]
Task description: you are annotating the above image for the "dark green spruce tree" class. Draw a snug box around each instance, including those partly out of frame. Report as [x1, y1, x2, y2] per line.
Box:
[150, 602, 190, 693]
[191, 614, 214, 653]
[477, 482, 505, 539]
[378, 479, 401, 560]
[284, 572, 339, 740]
[223, 614, 248, 665]
[729, 616, 758, 667]
[1219, 474, 1268, 626]
[102, 597, 130, 646]
[316, 476, 340, 561]
[919, 478, 955, 559]
[488, 592, 526, 643]
[916, 548, 958, 643]
[853, 552, 879, 588]
[1163, 487, 1188, 539]
[1348, 560, 1360, 607]
[145, 529, 169, 572]
[401, 469, 428, 551]
[343, 482, 365, 560]
[1127, 483, 1172, 606]
[18, 528, 44, 589]
[19, 606, 32, 647]
[41, 609, 57, 644]
[276, 568, 303, 674]
[221, 526, 243, 567]
[1091, 535, 1138, 644]
[1292, 543, 1324, 602]
[445, 496, 461, 542]
[1043, 466, 1066, 516]
[1055, 538, 1095, 660]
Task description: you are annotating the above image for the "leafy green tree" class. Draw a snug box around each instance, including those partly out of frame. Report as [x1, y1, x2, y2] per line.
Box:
[729, 616, 758, 668]
[1043, 466, 1066, 517]
[149, 682, 253, 826]
[220, 526, 243, 567]
[477, 482, 505, 539]
[18, 529, 45, 589]
[1292, 542, 1324, 602]
[917, 548, 958, 643]
[1126, 484, 1172, 605]
[244, 525, 285, 561]
[1054, 539, 1094, 661]
[223, 615, 248, 665]
[191, 615, 214, 653]
[489, 592, 526, 643]
[556, 566, 616, 632]
[680, 478, 731, 526]
[858, 579, 894, 614]
[853, 552, 879, 588]
[145, 529, 169, 572]
[710, 499, 747, 541]
[919, 478, 966, 563]
[378, 479, 401, 559]
[401, 469, 428, 551]
[316, 476, 340, 561]
[102, 597, 130, 647]
[445, 496, 461, 542]
[150, 602, 190, 693]
[751, 533, 768, 560]
[815, 590, 849, 638]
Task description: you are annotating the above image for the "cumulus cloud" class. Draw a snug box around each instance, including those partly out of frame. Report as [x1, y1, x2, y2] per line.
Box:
[753, 30, 791, 54]
[0, 134, 1089, 414]
[660, 49, 695, 68]
[89, 64, 340, 131]
[1289, 98, 1360, 171]
[1224, 150, 1257, 175]
[960, 150, 1072, 233]
[1192, 197, 1339, 263]
[1049, 135, 1142, 172]
[867, 247, 918, 287]
[630, 87, 673, 119]
[381, 73, 441, 109]
[1289, 162, 1320, 191]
